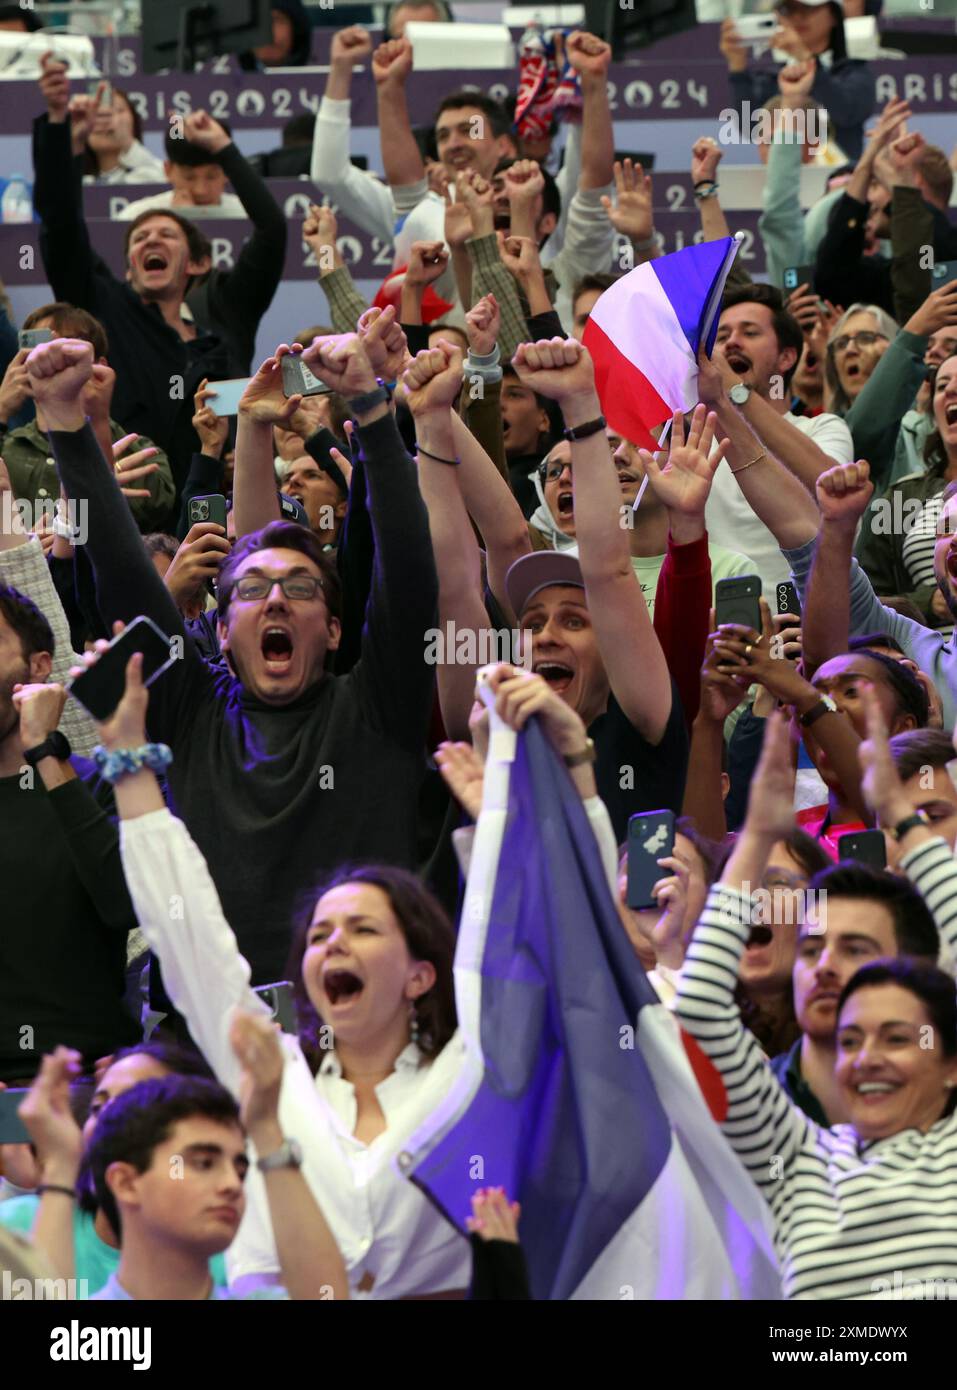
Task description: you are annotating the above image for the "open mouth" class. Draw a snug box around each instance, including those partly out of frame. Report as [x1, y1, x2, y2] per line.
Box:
[534, 660, 574, 693]
[845, 363, 861, 379]
[746, 926, 773, 949]
[855, 1081, 899, 1102]
[323, 968, 364, 1006]
[556, 491, 574, 517]
[724, 353, 751, 375]
[945, 404, 957, 426]
[261, 626, 294, 673]
[143, 252, 168, 272]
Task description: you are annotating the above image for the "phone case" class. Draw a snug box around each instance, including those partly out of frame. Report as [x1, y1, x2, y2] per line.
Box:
[67, 616, 176, 721]
[715, 576, 762, 634]
[837, 830, 887, 871]
[188, 494, 228, 530]
[626, 811, 675, 911]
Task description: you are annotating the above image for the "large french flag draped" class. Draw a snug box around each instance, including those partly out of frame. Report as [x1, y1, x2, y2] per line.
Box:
[399, 682, 781, 1300]
[582, 236, 740, 450]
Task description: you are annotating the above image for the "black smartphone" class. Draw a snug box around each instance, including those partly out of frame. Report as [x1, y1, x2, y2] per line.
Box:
[715, 575, 762, 635]
[931, 260, 957, 291]
[838, 829, 887, 871]
[0, 1087, 30, 1144]
[783, 263, 815, 293]
[67, 615, 177, 721]
[188, 493, 228, 530]
[626, 810, 676, 911]
[279, 493, 309, 527]
[281, 353, 332, 399]
[776, 581, 801, 619]
[253, 981, 298, 1035]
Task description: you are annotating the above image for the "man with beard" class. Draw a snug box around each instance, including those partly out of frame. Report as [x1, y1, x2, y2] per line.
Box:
[698, 282, 853, 596]
[0, 588, 139, 1082]
[798, 465, 957, 728]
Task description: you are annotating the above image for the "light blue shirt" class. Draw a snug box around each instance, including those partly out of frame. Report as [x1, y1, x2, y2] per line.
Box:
[91, 1272, 288, 1300]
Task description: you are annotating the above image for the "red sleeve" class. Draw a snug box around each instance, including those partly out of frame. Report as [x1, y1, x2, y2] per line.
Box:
[653, 531, 712, 731]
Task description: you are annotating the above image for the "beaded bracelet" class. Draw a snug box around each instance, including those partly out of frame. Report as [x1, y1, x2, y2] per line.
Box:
[693, 182, 719, 201]
[92, 743, 173, 784]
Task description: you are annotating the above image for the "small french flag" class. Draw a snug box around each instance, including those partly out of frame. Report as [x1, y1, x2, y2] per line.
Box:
[582, 236, 741, 449]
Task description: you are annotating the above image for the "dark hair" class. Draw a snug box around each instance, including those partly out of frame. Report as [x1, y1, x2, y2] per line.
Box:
[781, 828, 832, 881]
[0, 584, 54, 662]
[838, 958, 957, 1061]
[216, 520, 342, 623]
[164, 116, 233, 166]
[122, 209, 212, 273]
[852, 647, 929, 728]
[434, 88, 511, 140]
[493, 156, 562, 228]
[572, 273, 619, 312]
[81, 89, 144, 178]
[87, 1077, 241, 1239]
[76, 1040, 213, 1217]
[21, 302, 109, 360]
[848, 631, 905, 656]
[720, 281, 805, 392]
[0, 2, 43, 28]
[287, 864, 457, 1074]
[281, 113, 316, 148]
[675, 816, 727, 886]
[143, 532, 180, 564]
[889, 727, 956, 783]
[807, 862, 939, 958]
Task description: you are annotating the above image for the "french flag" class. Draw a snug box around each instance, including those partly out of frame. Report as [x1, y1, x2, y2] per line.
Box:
[582, 237, 740, 449]
[399, 671, 780, 1300]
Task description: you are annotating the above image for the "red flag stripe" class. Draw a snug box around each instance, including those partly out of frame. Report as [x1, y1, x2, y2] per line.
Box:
[583, 316, 672, 450]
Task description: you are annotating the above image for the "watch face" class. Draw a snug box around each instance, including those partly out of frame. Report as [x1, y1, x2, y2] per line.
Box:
[730, 383, 750, 404]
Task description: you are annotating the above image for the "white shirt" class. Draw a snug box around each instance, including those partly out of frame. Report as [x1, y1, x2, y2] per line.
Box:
[119, 809, 471, 1301]
[116, 189, 247, 221]
[705, 409, 854, 598]
[83, 140, 166, 187]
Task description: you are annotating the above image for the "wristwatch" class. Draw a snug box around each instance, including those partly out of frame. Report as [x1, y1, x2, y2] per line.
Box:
[23, 731, 72, 767]
[729, 382, 752, 406]
[798, 695, 837, 729]
[563, 738, 596, 768]
[257, 1138, 303, 1173]
[890, 811, 929, 842]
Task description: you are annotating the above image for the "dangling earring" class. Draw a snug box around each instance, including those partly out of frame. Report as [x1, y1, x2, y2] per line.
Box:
[408, 999, 420, 1045]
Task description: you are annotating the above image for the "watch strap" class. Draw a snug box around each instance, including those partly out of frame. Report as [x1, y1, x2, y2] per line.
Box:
[257, 1138, 303, 1172]
[563, 738, 596, 768]
[23, 731, 72, 767]
[346, 385, 389, 415]
[891, 811, 930, 842]
[799, 696, 837, 729]
[563, 416, 606, 443]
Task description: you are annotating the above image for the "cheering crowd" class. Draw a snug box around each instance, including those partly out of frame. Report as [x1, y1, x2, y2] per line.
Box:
[2, 0, 957, 1303]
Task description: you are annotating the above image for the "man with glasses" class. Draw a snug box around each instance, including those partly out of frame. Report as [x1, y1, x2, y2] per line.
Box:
[27, 334, 438, 986]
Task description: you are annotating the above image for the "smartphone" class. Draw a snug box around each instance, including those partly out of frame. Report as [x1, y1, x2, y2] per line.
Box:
[281, 353, 332, 400]
[0, 1088, 30, 1145]
[735, 14, 777, 43]
[838, 829, 887, 871]
[715, 575, 762, 635]
[18, 327, 53, 351]
[783, 264, 815, 294]
[188, 493, 228, 530]
[67, 615, 177, 721]
[88, 79, 113, 110]
[931, 260, 957, 291]
[626, 810, 676, 912]
[279, 493, 309, 527]
[776, 581, 801, 620]
[253, 981, 298, 1035]
[205, 377, 252, 418]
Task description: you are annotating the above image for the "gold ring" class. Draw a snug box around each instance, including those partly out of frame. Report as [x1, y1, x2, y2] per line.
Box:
[745, 643, 753, 659]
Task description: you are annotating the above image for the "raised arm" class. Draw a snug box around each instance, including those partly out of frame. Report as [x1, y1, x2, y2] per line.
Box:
[372, 39, 424, 192]
[696, 345, 822, 550]
[691, 137, 732, 249]
[25, 339, 210, 745]
[311, 26, 395, 245]
[566, 32, 615, 191]
[803, 459, 872, 674]
[513, 338, 672, 742]
[675, 712, 814, 1192]
[232, 346, 303, 537]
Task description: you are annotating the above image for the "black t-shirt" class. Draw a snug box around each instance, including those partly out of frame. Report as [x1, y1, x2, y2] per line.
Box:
[590, 681, 688, 847]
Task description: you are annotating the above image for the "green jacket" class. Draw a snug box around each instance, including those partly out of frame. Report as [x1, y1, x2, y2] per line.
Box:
[843, 329, 928, 493]
[0, 416, 175, 532]
[854, 469, 948, 626]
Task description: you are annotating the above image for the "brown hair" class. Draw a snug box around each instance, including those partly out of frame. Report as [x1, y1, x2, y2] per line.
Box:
[286, 864, 457, 1074]
[917, 145, 954, 208]
[22, 302, 109, 360]
[216, 520, 342, 622]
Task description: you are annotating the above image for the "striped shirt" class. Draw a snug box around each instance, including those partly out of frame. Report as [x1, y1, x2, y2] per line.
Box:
[900, 492, 953, 638]
[675, 836, 957, 1300]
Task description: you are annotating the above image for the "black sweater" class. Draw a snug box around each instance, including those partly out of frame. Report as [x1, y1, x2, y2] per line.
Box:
[51, 418, 438, 984]
[0, 762, 140, 1081]
[32, 117, 286, 491]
